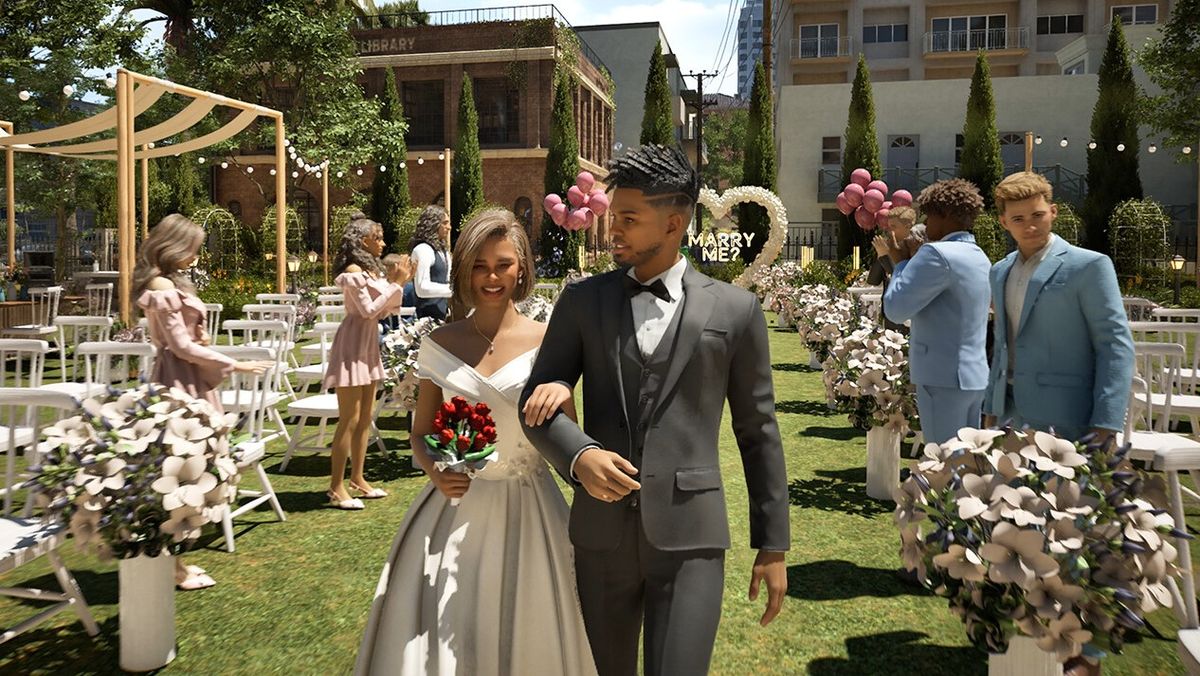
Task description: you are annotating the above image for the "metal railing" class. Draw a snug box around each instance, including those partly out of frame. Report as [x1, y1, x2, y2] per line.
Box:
[790, 36, 854, 60]
[923, 27, 1029, 54]
[353, 4, 610, 75]
[783, 223, 839, 260]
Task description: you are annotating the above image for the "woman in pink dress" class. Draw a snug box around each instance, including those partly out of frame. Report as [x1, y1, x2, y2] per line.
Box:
[324, 214, 414, 510]
[134, 214, 271, 590]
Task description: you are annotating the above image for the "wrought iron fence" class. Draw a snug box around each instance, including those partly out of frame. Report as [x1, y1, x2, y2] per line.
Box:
[923, 27, 1029, 53]
[790, 36, 854, 60]
[782, 222, 838, 260]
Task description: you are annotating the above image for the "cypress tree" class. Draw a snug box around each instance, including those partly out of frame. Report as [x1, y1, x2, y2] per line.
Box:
[640, 42, 674, 146]
[839, 55, 882, 259]
[959, 51, 1004, 209]
[540, 69, 582, 275]
[372, 67, 412, 250]
[450, 72, 483, 240]
[738, 60, 775, 263]
[1083, 18, 1143, 254]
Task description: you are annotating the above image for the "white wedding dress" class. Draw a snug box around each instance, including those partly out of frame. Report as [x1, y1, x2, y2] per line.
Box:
[355, 339, 597, 676]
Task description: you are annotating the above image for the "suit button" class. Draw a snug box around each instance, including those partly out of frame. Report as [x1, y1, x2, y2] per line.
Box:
[640, 395, 651, 405]
[629, 495, 639, 509]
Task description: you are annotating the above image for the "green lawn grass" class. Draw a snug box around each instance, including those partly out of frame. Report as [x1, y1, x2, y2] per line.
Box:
[0, 317, 1192, 674]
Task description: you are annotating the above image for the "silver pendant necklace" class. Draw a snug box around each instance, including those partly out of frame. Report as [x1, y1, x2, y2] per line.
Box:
[472, 316, 496, 354]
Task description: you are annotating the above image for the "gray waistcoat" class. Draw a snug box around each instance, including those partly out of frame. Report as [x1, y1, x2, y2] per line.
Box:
[618, 295, 686, 468]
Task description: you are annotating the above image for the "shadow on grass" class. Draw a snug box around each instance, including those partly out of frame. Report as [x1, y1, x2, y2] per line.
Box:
[266, 450, 422, 481]
[788, 468, 894, 518]
[802, 425, 862, 442]
[807, 630, 984, 675]
[5, 569, 119, 609]
[777, 400, 836, 417]
[0, 615, 121, 673]
[786, 560, 927, 601]
[773, 362, 818, 374]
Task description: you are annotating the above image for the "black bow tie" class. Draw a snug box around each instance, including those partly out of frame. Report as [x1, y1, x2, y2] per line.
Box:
[623, 276, 672, 303]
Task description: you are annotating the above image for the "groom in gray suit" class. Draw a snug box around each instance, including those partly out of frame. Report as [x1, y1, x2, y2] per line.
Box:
[520, 145, 790, 676]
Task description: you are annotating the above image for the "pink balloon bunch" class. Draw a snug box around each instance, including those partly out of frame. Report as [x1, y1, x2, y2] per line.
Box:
[835, 169, 914, 232]
[544, 172, 610, 232]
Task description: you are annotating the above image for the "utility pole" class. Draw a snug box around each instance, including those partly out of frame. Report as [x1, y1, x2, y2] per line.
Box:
[763, 0, 772, 83]
[684, 70, 718, 229]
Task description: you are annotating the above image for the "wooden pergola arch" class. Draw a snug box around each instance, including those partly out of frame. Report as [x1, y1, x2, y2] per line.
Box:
[0, 68, 288, 322]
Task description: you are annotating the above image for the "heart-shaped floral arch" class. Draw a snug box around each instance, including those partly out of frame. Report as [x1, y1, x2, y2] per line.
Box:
[696, 186, 789, 288]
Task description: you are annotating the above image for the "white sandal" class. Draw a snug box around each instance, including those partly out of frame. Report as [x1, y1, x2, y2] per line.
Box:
[349, 481, 388, 499]
[327, 490, 364, 510]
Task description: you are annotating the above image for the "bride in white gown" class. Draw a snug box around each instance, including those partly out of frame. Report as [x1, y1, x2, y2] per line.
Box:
[355, 210, 597, 676]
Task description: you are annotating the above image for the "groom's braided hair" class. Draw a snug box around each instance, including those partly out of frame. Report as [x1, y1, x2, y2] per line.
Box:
[605, 144, 699, 210]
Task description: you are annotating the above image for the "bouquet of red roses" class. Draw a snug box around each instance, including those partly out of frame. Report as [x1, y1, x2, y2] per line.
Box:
[424, 396, 498, 504]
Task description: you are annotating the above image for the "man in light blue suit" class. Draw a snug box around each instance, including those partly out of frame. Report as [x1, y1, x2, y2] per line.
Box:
[883, 179, 992, 445]
[983, 172, 1133, 441]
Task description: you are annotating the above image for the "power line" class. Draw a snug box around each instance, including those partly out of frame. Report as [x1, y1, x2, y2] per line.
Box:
[709, 0, 743, 72]
[684, 70, 719, 228]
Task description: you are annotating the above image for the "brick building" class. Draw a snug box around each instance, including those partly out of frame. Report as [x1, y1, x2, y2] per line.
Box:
[212, 6, 616, 254]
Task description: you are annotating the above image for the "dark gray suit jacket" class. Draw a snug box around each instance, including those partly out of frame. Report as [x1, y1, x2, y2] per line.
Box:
[519, 265, 790, 553]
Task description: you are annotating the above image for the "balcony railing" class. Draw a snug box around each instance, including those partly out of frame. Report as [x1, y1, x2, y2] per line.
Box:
[790, 36, 854, 60]
[923, 27, 1028, 54]
[817, 164, 1083, 204]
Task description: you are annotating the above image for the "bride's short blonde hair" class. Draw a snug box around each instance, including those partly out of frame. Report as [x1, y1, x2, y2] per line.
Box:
[450, 208, 535, 310]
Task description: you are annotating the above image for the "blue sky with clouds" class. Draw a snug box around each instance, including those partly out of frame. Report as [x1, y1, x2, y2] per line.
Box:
[414, 0, 745, 94]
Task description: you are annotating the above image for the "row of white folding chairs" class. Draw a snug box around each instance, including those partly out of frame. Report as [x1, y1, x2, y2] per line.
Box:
[221, 319, 293, 440]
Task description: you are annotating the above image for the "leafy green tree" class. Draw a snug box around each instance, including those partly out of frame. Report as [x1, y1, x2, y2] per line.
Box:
[1083, 18, 1143, 254]
[639, 42, 674, 146]
[702, 108, 748, 189]
[372, 66, 411, 250]
[960, 51, 1004, 209]
[839, 55, 881, 259]
[450, 73, 483, 241]
[1137, 0, 1200, 157]
[738, 61, 775, 264]
[539, 70, 581, 275]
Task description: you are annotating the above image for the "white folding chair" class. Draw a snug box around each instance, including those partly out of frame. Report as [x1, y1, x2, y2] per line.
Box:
[41, 341, 157, 402]
[1123, 297, 1158, 322]
[2, 287, 63, 362]
[84, 283, 113, 318]
[242, 303, 299, 372]
[860, 293, 882, 323]
[1150, 443, 1200, 673]
[1152, 308, 1200, 323]
[532, 282, 560, 303]
[0, 339, 48, 390]
[206, 346, 287, 553]
[254, 293, 300, 305]
[292, 322, 339, 393]
[53, 316, 113, 382]
[318, 286, 340, 295]
[1130, 321, 1200, 395]
[203, 303, 223, 343]
[299, 306, 344, 366]
[0, 389, 100, 645]
[220, 320, 291, 442]
[317, 293, 344, 306]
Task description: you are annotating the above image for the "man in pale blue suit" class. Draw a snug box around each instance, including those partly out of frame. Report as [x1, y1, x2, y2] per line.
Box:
[883, 179, 992, 445]
[983, 172, 1133, 441]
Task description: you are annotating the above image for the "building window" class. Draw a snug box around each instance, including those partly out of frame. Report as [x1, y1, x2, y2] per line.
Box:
[227, 201, 242, 219]
[955, 133, 964, 164]
[797, 23, 841, 58]
[890, 136, 916, 149]
[863, 23, 909, 44]
[1036, 14, 1084, 34]
[930, 15, 1008, 52]
[402, 80, 444, 147]
[999, 132, 1023, 147]
[1112, 4, 1157, 25]
[1063, 59, 1086, 75]
[473, 78, 520, 146]
[821, 137, 841, 165]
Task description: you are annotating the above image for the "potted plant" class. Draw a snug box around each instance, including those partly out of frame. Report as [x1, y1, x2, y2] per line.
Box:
[894, 428, 1182, 673]
[30, 384, 240, 671]
[823, 321, 919, 499]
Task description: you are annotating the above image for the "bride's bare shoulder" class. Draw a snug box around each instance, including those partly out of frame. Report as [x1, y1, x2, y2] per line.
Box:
[428, 321, 468, 350]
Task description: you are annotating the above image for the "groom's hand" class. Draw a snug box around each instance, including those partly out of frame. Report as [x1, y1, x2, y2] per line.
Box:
[575, 449, 640, 503]
[749, 550, 787, 626]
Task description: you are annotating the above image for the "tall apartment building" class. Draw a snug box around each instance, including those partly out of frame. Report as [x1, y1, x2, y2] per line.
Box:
[770, 0, 1196, 257]
[737, 0, 765, 99]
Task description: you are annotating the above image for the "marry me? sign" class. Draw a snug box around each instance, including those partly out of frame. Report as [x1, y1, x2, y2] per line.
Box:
[688, 231, 756, 262]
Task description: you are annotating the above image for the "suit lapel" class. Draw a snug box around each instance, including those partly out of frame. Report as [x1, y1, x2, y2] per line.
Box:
[992, 254, 1016, 337]
[1017, 239, 1068, 336]
[653, 266, 716, 418]
[599, 273, 630, 424]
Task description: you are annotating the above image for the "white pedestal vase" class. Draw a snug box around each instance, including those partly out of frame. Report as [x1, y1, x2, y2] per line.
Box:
[119, 553, 176, 672]
[865, 426, 902, 500]
[988, 636, 1063, 676]
[808, 352, 822, 370]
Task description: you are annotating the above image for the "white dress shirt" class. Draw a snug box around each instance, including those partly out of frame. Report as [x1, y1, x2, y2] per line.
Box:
[569, 256, 689, 478]
[412, 242, 452, 299]
[627, 256, 688, 359]
[1004, 234, 1058, 377]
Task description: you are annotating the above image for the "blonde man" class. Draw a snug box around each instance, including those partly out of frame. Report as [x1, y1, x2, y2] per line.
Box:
[982, 172, 1133, 442]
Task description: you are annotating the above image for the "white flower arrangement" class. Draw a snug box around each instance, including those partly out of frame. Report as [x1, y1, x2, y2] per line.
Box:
[896, 428, 1182, 663]
[382, 317, 442, 409]
[792, 285, 855, 362]
[29, 385, 239, 560]
[751, 260, 804, 313]
[515, 293, 555, 323]
[821, 320, 919, 433]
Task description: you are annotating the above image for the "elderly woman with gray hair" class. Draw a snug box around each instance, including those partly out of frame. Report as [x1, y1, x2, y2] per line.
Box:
[323, 214, 415, 509]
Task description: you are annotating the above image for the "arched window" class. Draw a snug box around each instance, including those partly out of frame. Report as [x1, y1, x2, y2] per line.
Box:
[999, 133, 1023, 146]
[890, 136, 916, 148]
[228, 200, 242, 219]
